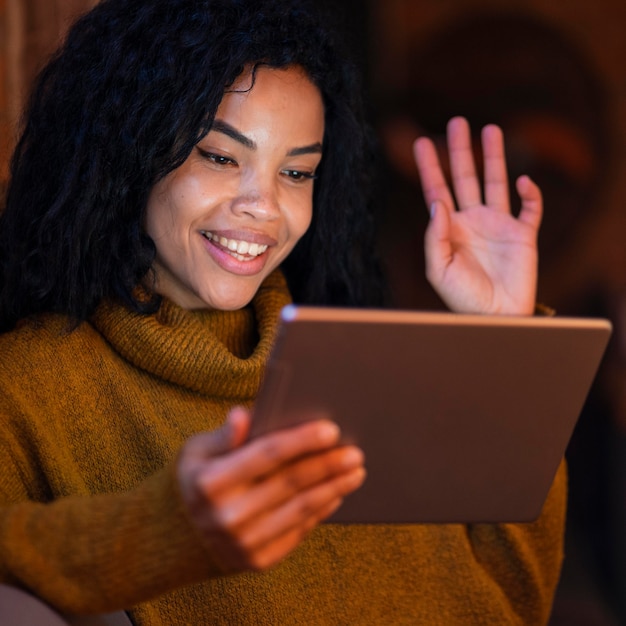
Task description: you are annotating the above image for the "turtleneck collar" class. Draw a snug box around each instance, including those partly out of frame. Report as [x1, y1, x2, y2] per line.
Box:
[90, 270, 292, 399]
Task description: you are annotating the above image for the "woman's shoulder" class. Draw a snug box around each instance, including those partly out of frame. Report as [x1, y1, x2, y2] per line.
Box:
[0, 314, 103, 374]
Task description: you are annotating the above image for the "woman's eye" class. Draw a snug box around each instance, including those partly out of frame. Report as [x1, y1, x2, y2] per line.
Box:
[282, 169, 317, 182]
[198, 149, 236, 167]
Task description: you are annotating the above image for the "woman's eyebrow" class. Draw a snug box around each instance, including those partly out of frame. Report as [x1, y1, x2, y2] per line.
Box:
[287, 143, 323, 157]
[211, 120, 255, 149]
[210, 119, 323, 156]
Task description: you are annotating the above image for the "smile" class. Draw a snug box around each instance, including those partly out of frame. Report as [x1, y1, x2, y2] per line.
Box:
[201, 231, 269, 262]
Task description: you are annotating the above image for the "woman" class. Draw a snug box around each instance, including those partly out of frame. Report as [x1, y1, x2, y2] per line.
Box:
[0, 0, 564, 623]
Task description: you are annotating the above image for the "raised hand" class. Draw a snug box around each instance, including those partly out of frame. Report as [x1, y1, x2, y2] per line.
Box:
[177, 407, 365, 572]
[413, 116, 542, 315]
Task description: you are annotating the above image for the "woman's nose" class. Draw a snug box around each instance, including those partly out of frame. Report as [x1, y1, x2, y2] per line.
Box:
[231, 177, 280, 221]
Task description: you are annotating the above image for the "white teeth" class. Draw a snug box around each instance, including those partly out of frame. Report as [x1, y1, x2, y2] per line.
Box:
[201, 231, 268, 260]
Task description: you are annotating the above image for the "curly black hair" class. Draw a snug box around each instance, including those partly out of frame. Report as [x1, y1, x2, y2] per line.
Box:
[0, 0, 385, 332]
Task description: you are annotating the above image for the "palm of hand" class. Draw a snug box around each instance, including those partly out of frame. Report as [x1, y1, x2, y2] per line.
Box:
[431, 201, 539, 314]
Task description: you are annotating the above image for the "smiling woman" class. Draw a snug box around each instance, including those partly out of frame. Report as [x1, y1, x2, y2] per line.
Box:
[145, 66, 324, 311]
[0, 0, 567, 624]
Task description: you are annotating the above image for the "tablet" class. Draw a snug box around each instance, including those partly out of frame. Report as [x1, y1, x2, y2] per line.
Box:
[251, 305, 612, 523]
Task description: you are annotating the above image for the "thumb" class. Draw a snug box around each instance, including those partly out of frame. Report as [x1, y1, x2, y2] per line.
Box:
[184, 406, 251, 460]
[223, 406, 251, 449]
[424, 199, 453, 286]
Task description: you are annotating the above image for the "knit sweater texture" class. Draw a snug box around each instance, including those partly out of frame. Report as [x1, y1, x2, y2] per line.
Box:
[0, 270, 567, 625]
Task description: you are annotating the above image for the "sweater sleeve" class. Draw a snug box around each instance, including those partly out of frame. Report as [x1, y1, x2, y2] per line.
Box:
[463, 460, 568, 624]
[0, 435, 220, 616]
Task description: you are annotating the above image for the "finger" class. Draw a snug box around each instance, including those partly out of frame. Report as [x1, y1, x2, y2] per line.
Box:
[413, 136, 455, 212]
[424, 199, 453, 287]
[222, 445, 364, 526]
[226, 406, 252, 447]
[516, 175, 543, 230]
[482, 124, 510, 213]
[197, 419, 341, 494]
[184, 406, 252, 460]
[236, 466, 366, 558]
[239, 496, 345, 571]
[447, 116, 482, 209]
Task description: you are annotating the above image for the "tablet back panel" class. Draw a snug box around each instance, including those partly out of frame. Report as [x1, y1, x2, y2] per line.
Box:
[251, 307, 612, 523]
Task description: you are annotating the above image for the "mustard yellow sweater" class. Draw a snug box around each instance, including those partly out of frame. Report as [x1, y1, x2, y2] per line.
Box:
[0, 271, 566, 625]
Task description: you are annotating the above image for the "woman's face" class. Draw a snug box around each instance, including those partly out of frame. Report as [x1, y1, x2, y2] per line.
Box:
[145, 65, 325, 310]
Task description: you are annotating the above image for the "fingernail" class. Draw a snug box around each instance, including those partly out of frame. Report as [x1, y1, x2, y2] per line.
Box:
[430, 201, 437, 218]
[345, 467, 367, 488]
[317, 421, 340, 444]
[342, 446, 365, 468]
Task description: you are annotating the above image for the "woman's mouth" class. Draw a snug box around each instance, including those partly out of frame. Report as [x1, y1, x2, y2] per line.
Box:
[200, 231, 269, 262]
